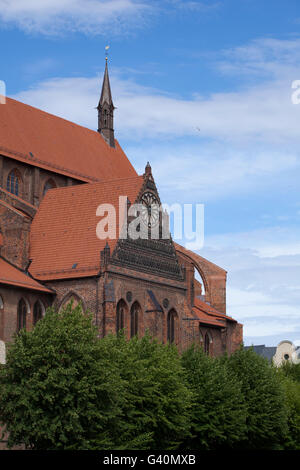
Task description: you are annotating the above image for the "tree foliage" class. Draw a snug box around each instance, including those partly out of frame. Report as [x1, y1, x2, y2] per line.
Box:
[96, 332, 192, 450]
[0, 305, 191, 450]
[181, 345, 247, 450]
[277, 363, 300, 449]
[0, 304, 299, 450]
[280, 361, 300, 384]
[224, 347, 288, 449]
[0, 303, 122, 449]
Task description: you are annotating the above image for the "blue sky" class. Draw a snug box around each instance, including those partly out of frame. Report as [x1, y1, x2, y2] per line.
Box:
[1, 0, 300, 346]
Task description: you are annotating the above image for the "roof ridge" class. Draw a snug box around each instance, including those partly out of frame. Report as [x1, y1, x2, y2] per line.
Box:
[0, 145, 100, 183]
[7, 96, 104, 135]
[43, 174, 144, 194]
[0, 97, 137, 183]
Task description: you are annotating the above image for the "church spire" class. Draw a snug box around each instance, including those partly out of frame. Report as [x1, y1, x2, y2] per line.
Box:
[97, 57, 115, 148]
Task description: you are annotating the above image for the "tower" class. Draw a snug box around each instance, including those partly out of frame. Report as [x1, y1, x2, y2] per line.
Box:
[97, 58, 115, 148]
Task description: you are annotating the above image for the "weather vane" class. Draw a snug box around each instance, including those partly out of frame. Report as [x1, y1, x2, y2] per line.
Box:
[105, 45, 110, 61]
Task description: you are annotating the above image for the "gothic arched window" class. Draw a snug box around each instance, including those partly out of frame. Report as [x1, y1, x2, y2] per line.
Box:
[17, 298, 28, 332]
[43, 179, 56, 196]
[116, 300, 127, 333]
[204, 332, 211, 355]
[167, 309, 177, 344]
[199, 328, 204, 345]
[59, 292, 85, 312]
[7, 170, 21, 196]
[130, 302, 140, 338]
[33, 300, 44, 325]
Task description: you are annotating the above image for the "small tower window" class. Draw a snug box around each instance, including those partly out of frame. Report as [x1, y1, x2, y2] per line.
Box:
[43, 179, 56, 196]
[7, 170, 20, 196]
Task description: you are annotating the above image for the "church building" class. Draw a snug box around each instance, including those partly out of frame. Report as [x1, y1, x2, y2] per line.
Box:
[0, 60, 242, 358]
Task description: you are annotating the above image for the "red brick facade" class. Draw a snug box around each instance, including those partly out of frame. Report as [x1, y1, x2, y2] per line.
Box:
[0, 69, 242, 364]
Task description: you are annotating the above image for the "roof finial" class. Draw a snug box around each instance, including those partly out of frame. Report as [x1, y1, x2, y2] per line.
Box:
[105, 45, 110, 62]
[144, 161, 152, 177]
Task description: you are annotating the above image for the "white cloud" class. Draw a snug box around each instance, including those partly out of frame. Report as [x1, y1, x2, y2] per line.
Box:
[197, 237, 300, 345]
[12, 70, 300, 201]
[205, 226, 300, 258]
[12, 35, 300, 202]
[127, 141, 300, 201]
[167, 0, 220, 12]
[0, 0, 150, 36]
[11, 39, 300, 144]
[218, 37, 300, 79]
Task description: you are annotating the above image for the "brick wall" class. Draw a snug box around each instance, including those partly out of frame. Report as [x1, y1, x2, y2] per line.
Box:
[0, 285, 53, 343]
[0, 154, 83, 207]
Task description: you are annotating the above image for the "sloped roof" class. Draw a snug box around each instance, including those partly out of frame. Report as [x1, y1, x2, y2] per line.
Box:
[0, 97, 137, 182]
[29, 175, 144, 280]
[0, 257, 53, 293]
[194, 297, 236, 322]
[192, 297, 236, 328]
[193, 309, 226, 328]
[244, 345, 277, 362]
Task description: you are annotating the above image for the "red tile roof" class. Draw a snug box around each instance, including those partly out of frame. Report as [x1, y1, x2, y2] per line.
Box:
[193, 297, 236, 327]
[193, 309, 226, 328]
[29, 175, 144, 280]
[0, 97, 137, 182]
[0, 257, 53, 293]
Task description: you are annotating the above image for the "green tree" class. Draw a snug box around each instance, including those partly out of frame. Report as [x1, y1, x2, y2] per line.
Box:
[225, 347, 288, 449]
[276, 366, 300, 450]
[97, 332, 192, 450]
[280, 361, 300, 384]
[0, 303, 123, 450]
[181, 345, 247, 450]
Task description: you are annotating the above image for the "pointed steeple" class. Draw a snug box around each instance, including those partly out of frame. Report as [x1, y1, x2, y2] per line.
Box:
[97, 58, 115, 148]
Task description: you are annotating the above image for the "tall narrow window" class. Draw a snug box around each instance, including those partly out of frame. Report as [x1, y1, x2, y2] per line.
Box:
[7, 170, 20, 196]
[17, 298, 27, 332]
[199, 328, 204, 346]
[130, 302, 140, 338]
[33, 301, 44, 325]
[116, 300, 126, 333]
[204, 333, 211, 355]
[167, 309, 177, 343]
